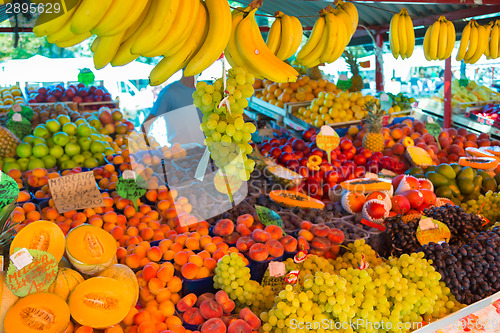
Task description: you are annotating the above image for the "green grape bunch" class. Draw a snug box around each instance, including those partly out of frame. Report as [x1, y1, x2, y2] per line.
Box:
[193, 67, 257, 181]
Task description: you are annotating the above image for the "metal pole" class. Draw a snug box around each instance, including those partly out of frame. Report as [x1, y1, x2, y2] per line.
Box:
[375, 32, 384, 92]
[444, 57, 452, 128]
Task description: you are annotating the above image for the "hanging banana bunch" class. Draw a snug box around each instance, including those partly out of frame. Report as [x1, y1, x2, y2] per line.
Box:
[389, 8, 415, 59]
[296, 2, 358, 68]
[224, 1, 299, 83]
[423, 16, 456, 61]
[266, 11, 303, 60]
[486, 20, 500, 60]
[456, 19, 487, 64]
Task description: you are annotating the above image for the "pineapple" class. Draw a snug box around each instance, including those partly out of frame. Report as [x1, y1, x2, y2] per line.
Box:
[343, 50, 363, 92]
[0, 127, 20, 158]
[362, 101, 385, 153]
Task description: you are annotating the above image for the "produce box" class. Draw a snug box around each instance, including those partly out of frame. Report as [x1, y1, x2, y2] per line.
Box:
[29, 102, 78, 112]
[465, 106, 500, 128]
[78, 100, 119, 111]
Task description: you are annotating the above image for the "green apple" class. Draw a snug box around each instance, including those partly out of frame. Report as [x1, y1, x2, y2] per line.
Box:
[17, 158, 30, 172]
[32, 143, 49, 158]
[42, 155, 57, 169]
[90, 134, 100, 141]
[82, 151, 93, 159]
[72, 154, 85, 166]
[45, 119, 61, 133]
[23, 135, 35, 144]
[33, 125, 50, 139]
[88, 116, 102, 130]
[75, 118, 86, 126]
[32, 137, 46, 146]
[65, 142, 81, 157]
[62, 123, 77, 136]
[61, 160, 78, 170]
[58, 154, 70, 164]
[90, 141, 105, 154]
[28, 158, 45, 170]
[83, 157, 99, 169]
[78, 137, 92, 151]
[53, 132, 69, 146]
[4, 157, 16, 163]
[57, 114, 71, 126]
[104, 147, 115, 156]
[3, 161, 21, 173]
[93, 152, 105, 165]
[50, 145, 64, 159]
[77, 123, 92, 137]
[16, 143, 32, 158]
[46, 137, 55, 148]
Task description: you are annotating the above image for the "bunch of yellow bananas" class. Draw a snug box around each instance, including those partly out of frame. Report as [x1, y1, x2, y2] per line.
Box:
[224, 4, 298, 83]
[456, 19, 487, 64]
[423, 16, 456, 61]
[389, 8, 415, 59]
[295, 1, 358, 68]
[485, 20, 500, 60]
[266, 11, 303, 61]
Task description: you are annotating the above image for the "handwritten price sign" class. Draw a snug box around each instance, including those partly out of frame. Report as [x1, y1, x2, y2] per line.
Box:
[48, 171, 104, 213]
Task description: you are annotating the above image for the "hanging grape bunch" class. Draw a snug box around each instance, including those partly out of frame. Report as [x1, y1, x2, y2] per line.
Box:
[194, 67, 257, 181]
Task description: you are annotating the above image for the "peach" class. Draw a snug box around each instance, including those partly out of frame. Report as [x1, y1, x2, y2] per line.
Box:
[235, 223, 251, 236]
[221, 314, 239, 327]
[239, 308, 261, 330]
[236, 236, 255, 253]
[199, 300, 223, 319]
[327, 228, 344, 245]
[222, 232, 239, 245]
[300, 221, 312, 230]
[251, 229, 271, 243]
[215, 290, 230, 305]
[213, 219, 234, 236]
[297, 229, 314, 242]
[177, 293, 197, 312]
[196, 293, 216, 307]
[236, 214, 254, 228]
[310, 224, 329, 237]
[228, 319, 252, 333]
[311, 237, 332, 251]
[279, 235, 297, 252]
[264, 225, 283, 240]
[265, 239, 284, 258]
[392, 143, 404, 155]
[297, 236, 310, 251]
[183, 308, 204, 325]
[200, 318, 226, 333]
[248, 243, 269, 262]
[222, 299, 235, 314]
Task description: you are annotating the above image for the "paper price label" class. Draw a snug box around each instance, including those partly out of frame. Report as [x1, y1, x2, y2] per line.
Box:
[12, 104, 21, 112]
[269, 261, 286, 277]
[12, 113, 22, 122]
[122, 170, 137, 180]
[10, 248, 33, 271]
[416, 217, 451, 246]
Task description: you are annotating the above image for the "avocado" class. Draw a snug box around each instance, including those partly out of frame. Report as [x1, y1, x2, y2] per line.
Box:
[478, 170, 492, 180]
[435, 186, 453, 199]
[494, 173, 500, 185]
[406, 167, 424, 176]
[436, 164, 456, 180]
[457, 177, 474, 194]
[458, 166, 475, 181]
[451, 197, 462, 206]
[448, 181, 461, 197]
[449, 163, 462, 175]
[482, 177, 497, 193]
[473, 175, 483, 195]
[425, 165, 437, 173]
[425, 171, 449, 187]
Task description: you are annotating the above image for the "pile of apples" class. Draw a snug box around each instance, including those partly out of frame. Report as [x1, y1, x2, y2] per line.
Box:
[27, 84, 113, 106]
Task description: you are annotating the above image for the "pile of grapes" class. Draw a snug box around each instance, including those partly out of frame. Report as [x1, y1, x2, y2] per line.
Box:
[194, 67, 257, 181]
[260, 240, 462, 332]
[385, 204, 500, 304]
[213, 253, 275, 314]
[460, 191, 500, 227]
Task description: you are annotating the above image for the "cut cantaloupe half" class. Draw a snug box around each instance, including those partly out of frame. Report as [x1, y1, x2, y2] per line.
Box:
[9, 220, 65, 263]
[3, 292, 70, 333]
[0, 273, 18, 332]
[68, 277, 133, 329]
[98, 264, 139, 306]
[65, 224, 117, 276]
[269, 190, 325, 209]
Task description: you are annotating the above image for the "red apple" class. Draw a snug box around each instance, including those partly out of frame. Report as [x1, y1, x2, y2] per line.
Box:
[391, 195, 411, 215]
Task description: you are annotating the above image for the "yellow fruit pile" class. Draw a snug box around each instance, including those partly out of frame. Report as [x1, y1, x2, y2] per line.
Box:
[254, 76, 339, 108]
[293, 91, 377, 127]
[0, 86, 24, 106]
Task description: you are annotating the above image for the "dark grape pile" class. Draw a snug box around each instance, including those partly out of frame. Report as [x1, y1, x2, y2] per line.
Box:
[421, 227, 500, 304]
[385, 215, 421, 256]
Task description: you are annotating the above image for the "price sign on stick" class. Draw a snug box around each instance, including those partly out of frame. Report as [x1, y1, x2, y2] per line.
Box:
[316, 126, 340, 164]
[0, 172, 19, 210]
[255, 205, 285, 235]
[116, 171, 147, 210]
[48, 171, 104, 213]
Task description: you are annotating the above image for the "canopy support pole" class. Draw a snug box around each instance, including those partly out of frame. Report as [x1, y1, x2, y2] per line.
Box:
[444, 57, 452, 128]
[375, 32, 384, 92]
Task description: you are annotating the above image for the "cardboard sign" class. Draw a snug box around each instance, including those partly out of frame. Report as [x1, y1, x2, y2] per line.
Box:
[0, 172, 19, 210]
[7, 249, 58, 297]
[255, 205, 284, 233]
[316, 126, 340, 164]
[261, 271, 286, 294]
[48, 171, 104, 213]
[416, 217, 451, 246]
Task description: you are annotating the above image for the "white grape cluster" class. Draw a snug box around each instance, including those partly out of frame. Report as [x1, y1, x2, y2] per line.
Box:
[263, 245, 462, 333]
[213, 253, 274, 314]
[194, 67, 257, 181]
[461, 191, 500, 226]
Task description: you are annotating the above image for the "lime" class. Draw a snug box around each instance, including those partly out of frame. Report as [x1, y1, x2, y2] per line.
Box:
[72, 154, 85, 166]
[16, 143, 32, 158]
[78, 137, 91, 151]
[3, 161, 21, 173]
[57, 114, 71, 126]
[83, 157, 99, 169]
[45, 119, 61, 133]
[65, 142, 81, 157]
[77, 123, 92, 137]
[49, 145, 64, 159]
[32, 143, 49, 158]
[53, 132, 69, 146]
[33, 125, 50, 139]
[17, 158, 29, 172]
[28, 158, 45, 170]
[42, 155, 57, 169]
[62, 122, 77, 136]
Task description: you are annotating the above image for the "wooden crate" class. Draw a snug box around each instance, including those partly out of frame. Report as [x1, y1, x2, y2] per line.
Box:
[29, 102, 78, 112]
[78, 100, 119, 111]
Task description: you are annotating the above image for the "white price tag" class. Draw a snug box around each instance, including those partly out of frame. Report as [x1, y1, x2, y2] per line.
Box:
[122, 170, 137, 180]
[269, 261, 286, 277]
[12, 113, 22, 122]
[10, 248, 33, 271]
[419, 217, 438, 231]
[12, 104, 21, 112]
[380, 93, 389, 102]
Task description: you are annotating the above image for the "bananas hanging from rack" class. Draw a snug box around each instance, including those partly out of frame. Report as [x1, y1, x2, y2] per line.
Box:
[486, 20, 500, 60]
[389, 8, 415, 59]
[266, 11, 303, 60]
[423, 16, 456, 61]
[295, 2, 358, 68]
[456, 19, 488, 64]
[224, 5, 298, 83]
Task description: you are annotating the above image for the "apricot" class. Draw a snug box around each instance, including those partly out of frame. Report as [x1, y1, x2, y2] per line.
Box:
[199, 300, 223, 319]
[248, 243, 269, 262]
[265, 239, 284, 258]
[297, 236, 310, 251]
[279, 235, 298, 252]
[200, 318, 226, 333]
[236, 236, 255, 253]
[213, 219, 234, 236]
[177, 293, 197, 312]
[183, 308, 204, 325]
[251, 229, 271, 243]
[239, 308, 261, 330]
[228, 319, 252, 333]
[310, 224, 329, 237]
[297, 229, 314, 242]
